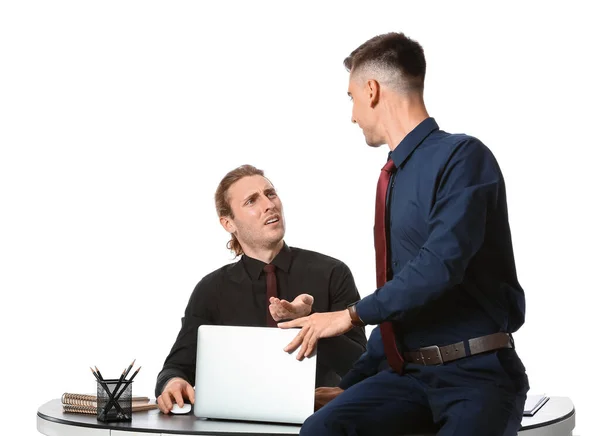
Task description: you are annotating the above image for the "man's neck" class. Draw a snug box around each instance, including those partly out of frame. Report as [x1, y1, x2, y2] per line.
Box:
[381, 94, 429, 151]
[242, 239, 285, 264]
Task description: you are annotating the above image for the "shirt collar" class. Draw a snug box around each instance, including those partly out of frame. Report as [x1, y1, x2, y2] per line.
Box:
[241, 242, 293, 280]
[390, 117, 439, 169]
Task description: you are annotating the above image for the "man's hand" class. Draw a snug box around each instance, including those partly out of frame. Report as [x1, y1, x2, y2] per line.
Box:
[157, 377, 195, 414]
[315, 387, 344, 411]
[269, 294, 314, 321]
[278, 309, 353, 359]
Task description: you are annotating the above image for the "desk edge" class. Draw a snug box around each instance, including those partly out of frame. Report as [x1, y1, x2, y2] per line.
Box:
[520, 405, 576, 431]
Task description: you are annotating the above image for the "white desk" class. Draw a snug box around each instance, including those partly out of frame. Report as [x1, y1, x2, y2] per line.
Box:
[37, 397, 575, 435]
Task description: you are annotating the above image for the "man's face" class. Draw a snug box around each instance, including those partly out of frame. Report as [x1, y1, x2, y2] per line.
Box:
[348, 75, 384, 147]
[222, 175, 285, 250]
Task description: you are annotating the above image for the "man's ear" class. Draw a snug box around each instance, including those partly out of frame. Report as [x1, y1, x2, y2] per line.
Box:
[366, 79, 380, 108]
[220, 216, 236, 234]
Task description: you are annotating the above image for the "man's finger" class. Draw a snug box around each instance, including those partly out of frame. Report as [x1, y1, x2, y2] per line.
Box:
[280, 300, 295, 311]
[269, 302, 286, 319]
[278, 317, 306, 329]
[172, 389, 184, 408]
[284, 327, 306, 352]
[185, 383, 195, 404]
[305, 330, 319, 357]
[296, 328, 315, 360]
[162, 391, 173, 411]
[302, 295, 314, 305]
[296, 326, 316, 360]
[157, 395, 167, 414]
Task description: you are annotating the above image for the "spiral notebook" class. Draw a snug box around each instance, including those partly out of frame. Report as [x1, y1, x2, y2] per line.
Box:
[61, 392, 157, 415]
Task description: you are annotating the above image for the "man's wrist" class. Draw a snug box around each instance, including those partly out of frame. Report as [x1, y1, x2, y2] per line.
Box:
[347, 302, 365, 327]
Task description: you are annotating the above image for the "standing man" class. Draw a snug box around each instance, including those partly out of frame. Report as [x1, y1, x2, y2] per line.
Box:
[280, 32, 529, 435]
[155, 164, 366, 414]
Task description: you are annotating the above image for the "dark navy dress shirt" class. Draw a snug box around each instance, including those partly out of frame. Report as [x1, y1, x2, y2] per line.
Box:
[342, 117, 525, 389]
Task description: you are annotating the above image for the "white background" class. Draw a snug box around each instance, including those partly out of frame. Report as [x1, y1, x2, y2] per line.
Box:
[1, 1, 598, 435]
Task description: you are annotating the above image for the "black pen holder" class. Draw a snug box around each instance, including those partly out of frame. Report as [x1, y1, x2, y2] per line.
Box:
[96, 379, 133, 422]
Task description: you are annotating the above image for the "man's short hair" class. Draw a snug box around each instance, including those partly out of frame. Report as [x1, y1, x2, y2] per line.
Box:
[344, 32, 426, 93]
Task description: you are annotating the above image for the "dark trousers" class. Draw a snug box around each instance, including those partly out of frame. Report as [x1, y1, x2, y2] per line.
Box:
[301, 348, 529, 436]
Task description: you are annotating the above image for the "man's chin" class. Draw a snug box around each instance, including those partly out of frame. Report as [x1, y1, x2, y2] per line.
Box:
[365, 135, 384, 148]
[264, 230, 285, 246]
[366, 141, 384, 148]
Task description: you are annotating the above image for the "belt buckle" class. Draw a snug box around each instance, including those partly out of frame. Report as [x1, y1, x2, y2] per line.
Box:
[419, 345, 443, 366]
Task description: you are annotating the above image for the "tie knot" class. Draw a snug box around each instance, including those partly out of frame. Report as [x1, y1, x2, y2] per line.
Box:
[382, 159, 396, 173]
[263, 264, 276, 274]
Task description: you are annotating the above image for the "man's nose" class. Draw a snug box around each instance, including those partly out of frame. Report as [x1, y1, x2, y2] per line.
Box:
[262, 195, 276, 210]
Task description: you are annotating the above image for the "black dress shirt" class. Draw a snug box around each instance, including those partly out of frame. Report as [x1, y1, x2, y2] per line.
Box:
[155, 243, 367, 396]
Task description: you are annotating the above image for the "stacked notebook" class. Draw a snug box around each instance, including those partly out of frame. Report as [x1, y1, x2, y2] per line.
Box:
[61, 392, 158, 415]
[523, 394, 550, 417]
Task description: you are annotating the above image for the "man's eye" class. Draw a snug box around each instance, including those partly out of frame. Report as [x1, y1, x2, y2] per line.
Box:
[246, 199, 254, 205]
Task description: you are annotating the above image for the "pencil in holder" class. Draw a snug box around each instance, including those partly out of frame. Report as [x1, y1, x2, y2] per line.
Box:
[96, 378, 133, 422]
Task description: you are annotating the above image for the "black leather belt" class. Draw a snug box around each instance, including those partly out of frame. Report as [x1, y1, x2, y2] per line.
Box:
[403, 332, 512, 366]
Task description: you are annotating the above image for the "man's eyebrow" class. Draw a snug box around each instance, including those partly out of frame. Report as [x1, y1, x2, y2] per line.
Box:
[242, 192, 259, 203]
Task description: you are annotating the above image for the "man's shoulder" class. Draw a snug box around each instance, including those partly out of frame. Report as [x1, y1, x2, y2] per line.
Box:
[193, 260, 242, 292]
[431, 130, 493, 158]
[289, 246, 348, 270]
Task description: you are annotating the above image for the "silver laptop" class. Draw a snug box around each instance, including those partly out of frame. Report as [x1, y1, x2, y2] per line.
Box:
[194, 325, 317, 424]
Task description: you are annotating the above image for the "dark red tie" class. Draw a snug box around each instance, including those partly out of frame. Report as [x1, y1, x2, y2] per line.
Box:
[375, 159, 405, 374]
[263, 264, 278, 327]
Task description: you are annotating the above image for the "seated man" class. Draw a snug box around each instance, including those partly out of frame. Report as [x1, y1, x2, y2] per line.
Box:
[155, 164, 367, 413]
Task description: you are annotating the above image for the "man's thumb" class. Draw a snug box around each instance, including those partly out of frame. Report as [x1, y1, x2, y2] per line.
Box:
[302, 294, 314, 305]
